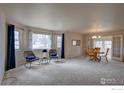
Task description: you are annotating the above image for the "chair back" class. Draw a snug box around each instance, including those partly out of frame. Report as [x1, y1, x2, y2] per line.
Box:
[24, 51, 35, 58]
[105, 48, 109, 56]
[94, 47, 100, 54]
[49, 49, 57, 57]
[88, 48, 94, 53]
[95, 47, 100, 52]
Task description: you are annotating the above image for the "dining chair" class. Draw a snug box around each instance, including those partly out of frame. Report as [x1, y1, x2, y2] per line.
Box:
[99, 48, 109, 63]
[95, 47, 100, 53]
[88, 48, 97, 60]
[87, 48, 101, 62]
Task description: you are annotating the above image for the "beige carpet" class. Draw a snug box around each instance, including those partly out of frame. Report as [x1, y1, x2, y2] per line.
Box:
[2, 57, 124, 85]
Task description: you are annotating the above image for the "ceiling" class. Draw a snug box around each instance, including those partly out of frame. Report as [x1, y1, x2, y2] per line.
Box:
[1, 3, 124, 33]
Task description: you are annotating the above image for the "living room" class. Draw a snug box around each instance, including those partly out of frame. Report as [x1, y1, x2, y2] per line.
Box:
[0, 3, 124, 85]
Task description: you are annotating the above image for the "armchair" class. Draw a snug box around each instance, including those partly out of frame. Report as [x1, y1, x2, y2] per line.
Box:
[49, 49, 59, 61]
[23, 51, 40, 68]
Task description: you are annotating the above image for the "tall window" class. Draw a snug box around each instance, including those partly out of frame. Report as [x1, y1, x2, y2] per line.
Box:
[104, 40, 112, 49]
[95, 40, 112, 51]
[14, 31, 20, 49]
[94, 38, 112, 58]
[32, 33, 51, 49]
[57, 35, 62, 48]
[95, 40, 103, 49]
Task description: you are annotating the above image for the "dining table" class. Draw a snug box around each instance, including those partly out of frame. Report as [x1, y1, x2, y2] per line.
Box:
[87, 48, 105, 62]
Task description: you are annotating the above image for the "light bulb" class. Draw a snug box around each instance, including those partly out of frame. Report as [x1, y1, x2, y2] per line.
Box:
[92, 36, 97, 39]
[98, 36, 101, 38]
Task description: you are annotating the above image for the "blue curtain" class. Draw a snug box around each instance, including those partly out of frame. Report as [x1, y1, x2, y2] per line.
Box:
[61, 33, 65, 58]
[6, 24, 16, 70]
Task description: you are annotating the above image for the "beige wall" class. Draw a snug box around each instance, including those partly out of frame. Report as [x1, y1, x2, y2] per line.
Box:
[65, 32, 83, 58]
[0, 9, 6, 84]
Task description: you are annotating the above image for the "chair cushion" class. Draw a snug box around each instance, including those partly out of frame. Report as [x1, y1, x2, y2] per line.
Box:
[50, 56, 58, 59]
[26, 57, 40, 62]
[26, 56, 35, 60]
[50, 53, 57, 56]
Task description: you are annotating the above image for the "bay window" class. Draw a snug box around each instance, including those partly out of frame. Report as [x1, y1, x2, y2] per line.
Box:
[32, 33, 51, 49]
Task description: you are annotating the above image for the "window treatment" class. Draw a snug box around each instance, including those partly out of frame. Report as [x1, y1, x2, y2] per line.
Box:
[6, 24, 16, 70]
[61, 33, 65, 58]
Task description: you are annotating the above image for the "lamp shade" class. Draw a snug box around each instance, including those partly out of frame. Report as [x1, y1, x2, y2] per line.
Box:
[42, 49, 47, 52]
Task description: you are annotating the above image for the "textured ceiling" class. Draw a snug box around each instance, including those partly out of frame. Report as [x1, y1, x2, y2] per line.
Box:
[1, 3, 124, 33]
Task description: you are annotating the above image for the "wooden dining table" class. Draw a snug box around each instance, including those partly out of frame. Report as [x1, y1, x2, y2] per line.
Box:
[87, 48, 104, 62]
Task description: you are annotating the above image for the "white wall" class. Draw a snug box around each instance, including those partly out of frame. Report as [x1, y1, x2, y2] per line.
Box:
[65, 32, 83, 58]
[0, 9, 6, 84]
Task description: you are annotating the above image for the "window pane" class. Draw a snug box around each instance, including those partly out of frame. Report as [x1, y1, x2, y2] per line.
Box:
[95, 39, 112, 51]
[57, 36, 62, 48]
[14, 31, 20, 49]
[95, 40, 102, 48]
[32, 33, 51, 49]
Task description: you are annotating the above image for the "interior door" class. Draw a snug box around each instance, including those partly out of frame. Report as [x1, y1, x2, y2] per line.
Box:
[112, 35, 123, 61]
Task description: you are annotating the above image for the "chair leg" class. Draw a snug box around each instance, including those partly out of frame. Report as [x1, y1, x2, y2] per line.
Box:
[29, 63, 31, 68]
[39, 59, 41, 65]
[47, 59, 50, 63]
[57, 58, 59, 61]
[48, 58, 50, 63]
[105, 56, 108, 63]
[24, 62, 27, 68]
[24, 62, 32, 69]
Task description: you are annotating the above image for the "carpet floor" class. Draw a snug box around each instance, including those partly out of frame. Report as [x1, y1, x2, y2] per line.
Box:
[2, 57, 124, 85]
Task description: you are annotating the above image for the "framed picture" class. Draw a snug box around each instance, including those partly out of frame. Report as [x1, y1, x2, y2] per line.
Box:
[72, 40, 80, 46]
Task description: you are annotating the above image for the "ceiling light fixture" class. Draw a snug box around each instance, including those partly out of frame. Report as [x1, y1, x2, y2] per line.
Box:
[92, 36, 97, 39]
[91, 25, 102, 39]
[92, 35, 101, 39]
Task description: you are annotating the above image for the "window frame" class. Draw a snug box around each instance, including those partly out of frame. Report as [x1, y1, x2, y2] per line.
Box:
[94, 39, 112, 56]
[57, 35, 62, 48]
[14, 30, 21, 50]
[31, 32, 52, 49]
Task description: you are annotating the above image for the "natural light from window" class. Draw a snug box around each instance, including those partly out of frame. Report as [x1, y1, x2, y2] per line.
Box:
[94, 37, 112, 59]
[57, 35, 62, 48]
[32, 33, 51, 49]
[15, 31, 20, 49]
